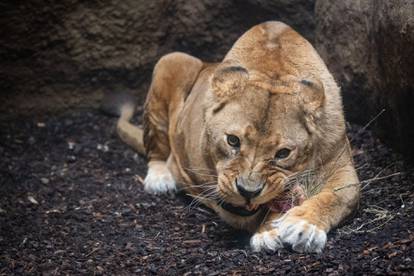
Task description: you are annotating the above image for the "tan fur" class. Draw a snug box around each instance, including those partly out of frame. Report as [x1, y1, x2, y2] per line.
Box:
[117, 22, 360, 252]
[117, 104, 145, 155]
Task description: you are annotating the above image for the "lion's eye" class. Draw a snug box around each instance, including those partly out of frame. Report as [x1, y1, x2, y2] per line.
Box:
[227, 135, 240, 147]
[275, 148, 291, 159]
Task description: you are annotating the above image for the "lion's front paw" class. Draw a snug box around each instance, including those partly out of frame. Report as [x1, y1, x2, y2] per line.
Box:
[144, 161, 177, 195]
[273, 215, 327, 253]
[251, 215, 327, 253]
[250, 229, 283, 252]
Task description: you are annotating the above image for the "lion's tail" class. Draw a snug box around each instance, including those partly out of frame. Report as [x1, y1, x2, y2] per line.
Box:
[101, 91, 145, 155]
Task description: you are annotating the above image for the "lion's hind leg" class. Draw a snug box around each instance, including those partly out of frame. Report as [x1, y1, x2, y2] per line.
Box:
[143, 52, 203, 194]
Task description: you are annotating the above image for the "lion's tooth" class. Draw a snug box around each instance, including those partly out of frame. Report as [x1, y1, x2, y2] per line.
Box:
[246, 203, 259, 211]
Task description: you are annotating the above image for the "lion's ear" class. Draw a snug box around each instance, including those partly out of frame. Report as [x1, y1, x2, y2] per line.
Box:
[211, 63, 249, 99]
[299, 78, 325, 115]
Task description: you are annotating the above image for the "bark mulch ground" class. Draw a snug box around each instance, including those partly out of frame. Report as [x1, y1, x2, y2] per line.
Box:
[1, 110, 413, 275]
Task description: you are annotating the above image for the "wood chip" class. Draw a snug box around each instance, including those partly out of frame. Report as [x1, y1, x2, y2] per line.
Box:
[27, 196, 39, 205]
[183, 240, 201, 244]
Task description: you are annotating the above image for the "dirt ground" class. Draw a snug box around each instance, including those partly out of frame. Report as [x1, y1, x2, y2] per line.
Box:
[1, 109, 413, 275]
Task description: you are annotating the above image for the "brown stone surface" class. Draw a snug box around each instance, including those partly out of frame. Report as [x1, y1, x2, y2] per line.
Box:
[4, 1, 413, 159]
[0, 0, 315, 115]
[315, 0, 414, 159]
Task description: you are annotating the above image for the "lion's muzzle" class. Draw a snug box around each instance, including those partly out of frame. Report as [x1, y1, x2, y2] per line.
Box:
[235, 173, 266, 200]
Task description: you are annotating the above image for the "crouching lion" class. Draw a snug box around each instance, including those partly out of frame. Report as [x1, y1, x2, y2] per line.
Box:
[114, 21, 359, 253]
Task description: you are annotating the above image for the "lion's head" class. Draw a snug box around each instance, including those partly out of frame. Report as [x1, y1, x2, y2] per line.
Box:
[203, 61, 328, 220]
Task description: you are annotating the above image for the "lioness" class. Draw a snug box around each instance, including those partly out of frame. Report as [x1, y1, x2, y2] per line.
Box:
[114, 21, 359, 253]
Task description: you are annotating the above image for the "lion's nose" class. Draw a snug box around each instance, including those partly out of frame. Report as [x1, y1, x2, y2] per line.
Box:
[236, 179, 263, 199]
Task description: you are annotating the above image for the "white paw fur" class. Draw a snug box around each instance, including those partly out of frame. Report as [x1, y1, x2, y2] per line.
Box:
[250, 229, 283, 252]
[275, 217, 327, 253]
[251, 216, 327, 253]
[144, 161, 177, 194]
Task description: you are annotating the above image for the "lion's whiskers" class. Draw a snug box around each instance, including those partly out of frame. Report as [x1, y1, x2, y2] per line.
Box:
[185, 181, 217, 188]
[187, 192, 220, 212]
[175, 181, 215, 193]
[184, 166, 216, 172]
[184, 167, 218, 179]
[186, 183, 220, 212]
[281, 168, 321, 202]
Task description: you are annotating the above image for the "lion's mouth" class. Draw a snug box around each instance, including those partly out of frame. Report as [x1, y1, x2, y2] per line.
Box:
[265, 185, 307, 213]
[218, 185, 307, 217]
[219, 201, 264, 217]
